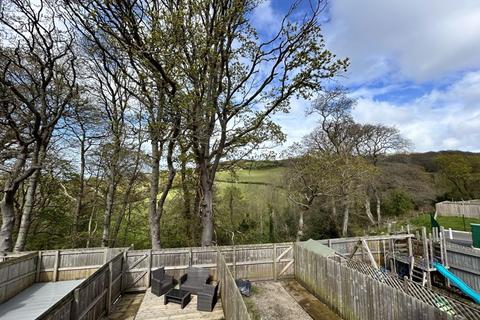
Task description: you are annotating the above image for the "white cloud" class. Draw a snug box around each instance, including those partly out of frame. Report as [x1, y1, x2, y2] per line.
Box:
[351, 71, 480, 151]
[251, 0, 281, 35]
[325, 0, 480, 83]
[272, 97, 315, 145]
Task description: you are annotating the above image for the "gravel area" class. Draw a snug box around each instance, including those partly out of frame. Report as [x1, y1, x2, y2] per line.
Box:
[245, 281, 313, 320]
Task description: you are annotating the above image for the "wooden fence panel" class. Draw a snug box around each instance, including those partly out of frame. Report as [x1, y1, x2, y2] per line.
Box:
[38, 248, 107, 282]
[446, 244, 480, 292]
[123, 243, 294, 292]
[110, 253, 123, 304]
[217, 251, 251, 320]
[295, 243, 453, 320]
[37, 295, 74, 320]
[436, 201, 480, 218]
[0, 252, 37, 303]
[75, 264, 109, 320]
[0, 251, 34, 262]
[37, 252, 124, 320]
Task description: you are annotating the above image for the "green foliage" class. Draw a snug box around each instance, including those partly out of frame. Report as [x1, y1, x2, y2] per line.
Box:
[303, 209, 340, 240]
[19, 151, 480, 251]
[382, 189, 415, 216]
[434, 153, 480, 200]
[213, 179, 295, 245]
[410, 213, 480, 232]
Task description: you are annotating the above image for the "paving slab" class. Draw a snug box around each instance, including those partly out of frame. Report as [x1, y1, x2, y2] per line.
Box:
[135, 288, 224, 320]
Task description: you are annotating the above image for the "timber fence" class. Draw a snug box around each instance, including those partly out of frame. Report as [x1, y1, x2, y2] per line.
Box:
[0, 242, 294, 319]
[346, 258, 480, 320]
[446, 243, 480, 292]
[436, 201, 480, 218]
[6, 237, 479, 320]
[0, 252, 38, 303]
[217, 250, 251, 320]
[37, 251, 124, 320]
[295, 242, 456, 320]
[122, 242, 294, 291]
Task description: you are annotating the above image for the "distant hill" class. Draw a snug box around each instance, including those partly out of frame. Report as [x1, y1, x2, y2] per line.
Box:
[385, 150, 480, 172]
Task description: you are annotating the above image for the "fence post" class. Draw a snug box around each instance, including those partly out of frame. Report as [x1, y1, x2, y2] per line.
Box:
[147, 249, 152, 288]
[36, 251, 42, 282]
[421, 227, 432, 288]
[232, 245, 236, 279]
[70, 288, 80, 320]
[121, 249, 127, 291]
[273, 243, 277, 281]
[103, 247, 109, 264]
[53, 250, 60, 282]
[189, 247, 193, 266]
[106, 261, 113, 315]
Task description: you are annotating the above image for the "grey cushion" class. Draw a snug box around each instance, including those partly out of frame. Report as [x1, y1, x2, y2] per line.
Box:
[180, 267, 210, 295]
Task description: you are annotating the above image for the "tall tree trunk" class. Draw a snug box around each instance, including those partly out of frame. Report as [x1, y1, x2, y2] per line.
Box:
[0, 151, 33, 252]
[13, 143, 46, 252]
[269, 207, 275, 243]
[122, 203, 132, 247]
[149, 139, 162, 249]
[86, 170, 102, 248]
[155, 137, 177, 246]
[13, 186, 26, 236]
[86, 208, 97, 248]
[180, 160, 192, 219]
[180, 158, 195, 245]
[13, 168, 41, 251]
[342, 201, 349, 237]
[365, 197, 375, 225]
[200, 162, 214, 246]
[296, 210, 305, 242]
[192, 184, 202, 245]
[102, 133, 121, 247]
[111, 142, 141, 247]
[72, 139, 86, 247]
[375, 190, 381, 225]
[111, 183, 132, 247]
[229, 190, 234, 225]
[331, 197, 337, 217]
[0, 191, 16, 252]
[102, 181, 116, 247]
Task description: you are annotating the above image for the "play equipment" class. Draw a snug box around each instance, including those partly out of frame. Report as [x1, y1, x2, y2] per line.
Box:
[471, 223, 480, 248]
[430, 213, 441, 229]
[434, 262, 480, 304]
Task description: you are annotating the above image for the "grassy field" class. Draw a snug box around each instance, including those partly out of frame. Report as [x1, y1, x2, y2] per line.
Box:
[409, 213, 480, 231]
[215, 167, 286, 186]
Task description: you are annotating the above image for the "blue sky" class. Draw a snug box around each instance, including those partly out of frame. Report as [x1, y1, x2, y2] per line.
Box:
[255, 0, 480, 152]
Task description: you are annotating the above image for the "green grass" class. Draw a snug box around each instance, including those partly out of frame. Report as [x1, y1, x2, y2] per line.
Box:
[216, 167, 286, 186]
[243, 286, 262, 320]
[409, 213, 480, 231]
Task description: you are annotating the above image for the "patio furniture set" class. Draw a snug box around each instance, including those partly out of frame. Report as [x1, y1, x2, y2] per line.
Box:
[151, 266, 219, 311]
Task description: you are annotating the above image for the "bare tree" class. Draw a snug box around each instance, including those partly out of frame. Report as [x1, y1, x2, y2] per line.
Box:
[68, 0, 347, 246]
[358, 124, 411, 224]
[68, 1, 182, 249]
[63, 91, 103, 247]
[0, 0, 76, 252]
[111, 113, 146, 247]
[308, 89, 376, 235]
[88, 58, 131, 247]
[286, 149, 340, 241]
